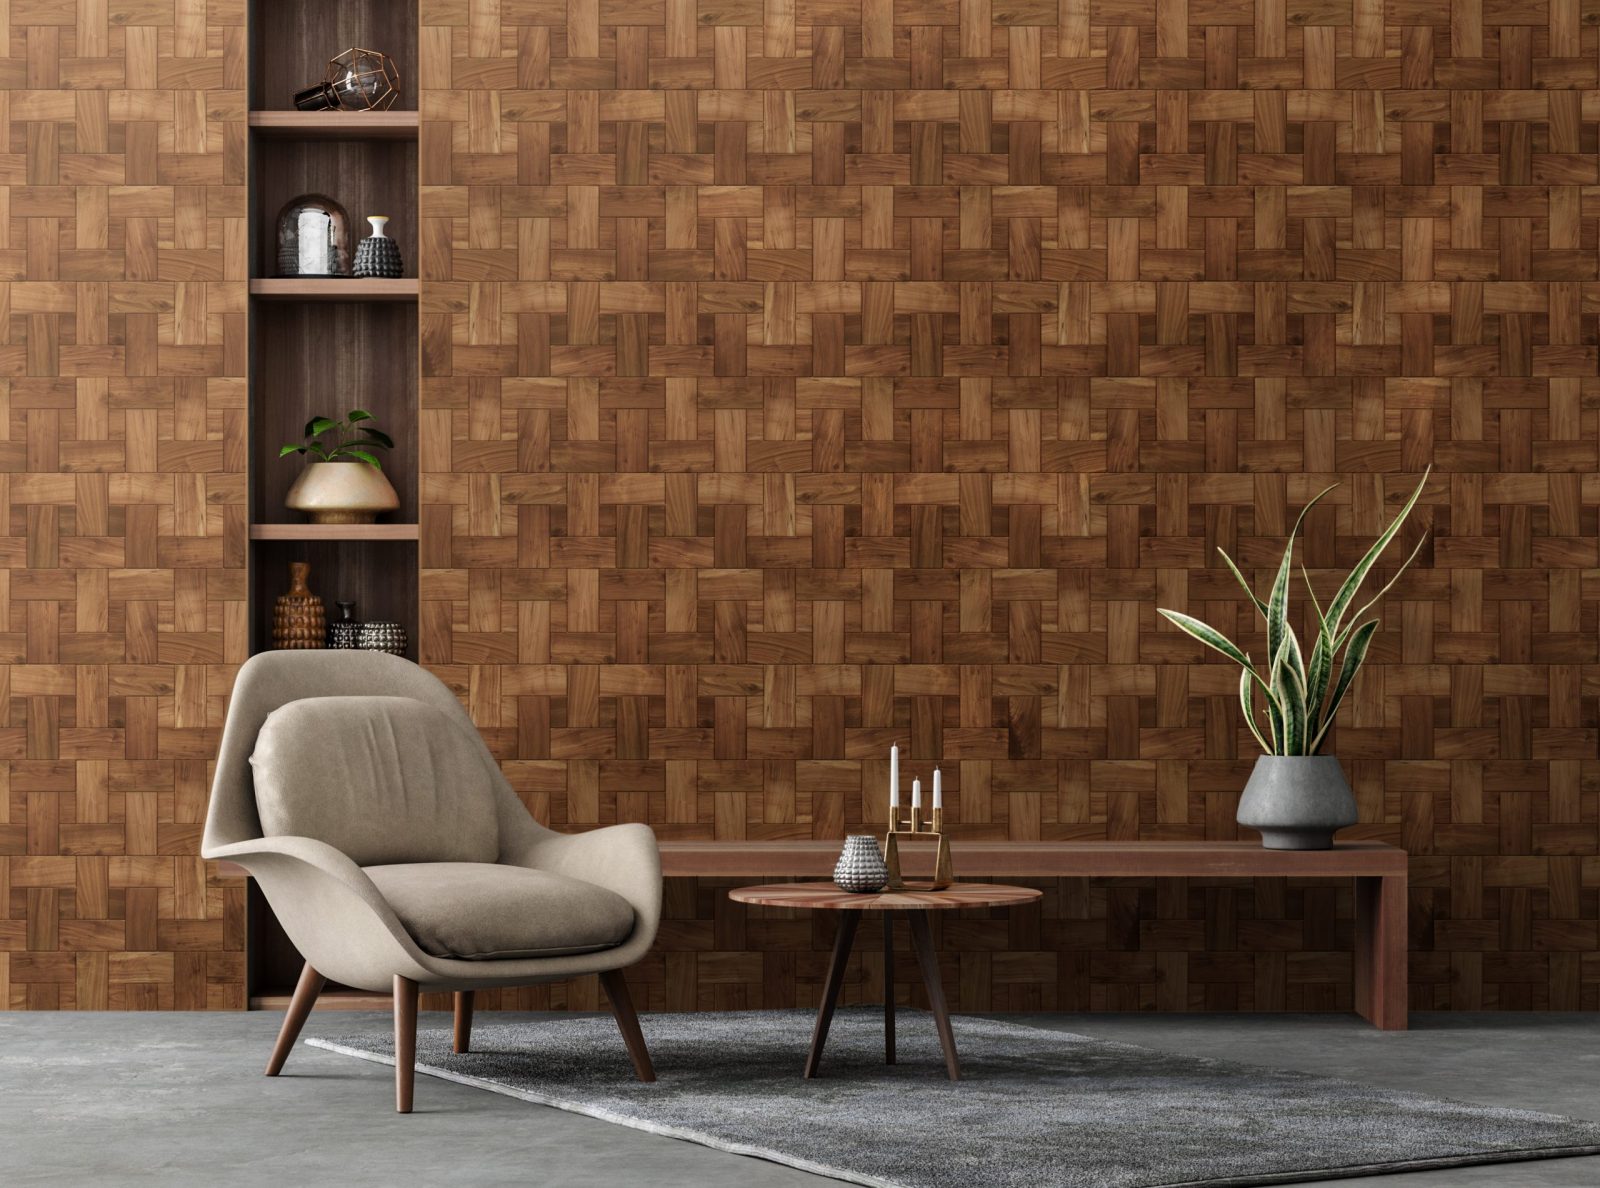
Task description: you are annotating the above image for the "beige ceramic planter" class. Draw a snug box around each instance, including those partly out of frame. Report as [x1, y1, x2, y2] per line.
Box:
[285, 461, 399, 524]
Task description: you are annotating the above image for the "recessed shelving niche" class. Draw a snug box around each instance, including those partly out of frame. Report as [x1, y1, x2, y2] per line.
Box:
[244, 0, 421, 1007]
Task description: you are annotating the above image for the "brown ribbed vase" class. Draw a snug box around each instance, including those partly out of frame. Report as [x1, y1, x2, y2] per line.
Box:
[272, 562, 326, 650]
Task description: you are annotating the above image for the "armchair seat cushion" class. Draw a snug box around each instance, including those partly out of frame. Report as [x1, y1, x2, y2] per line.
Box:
[364, 862, 636, 961]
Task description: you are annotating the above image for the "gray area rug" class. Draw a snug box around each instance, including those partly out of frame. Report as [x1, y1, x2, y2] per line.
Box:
[309, 1010, 1600, 1188]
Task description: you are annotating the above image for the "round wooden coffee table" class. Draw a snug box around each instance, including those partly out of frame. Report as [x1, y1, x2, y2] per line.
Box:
[727, 882, 1041, 1081]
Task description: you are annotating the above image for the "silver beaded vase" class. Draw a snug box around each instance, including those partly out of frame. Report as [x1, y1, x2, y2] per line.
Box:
[357, 621, 407, 656]
[327, 601, 362, 649]
[833, 835, 889, 894]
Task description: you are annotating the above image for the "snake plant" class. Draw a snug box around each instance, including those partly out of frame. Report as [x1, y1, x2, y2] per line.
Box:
[1157, 471, 1429, 756]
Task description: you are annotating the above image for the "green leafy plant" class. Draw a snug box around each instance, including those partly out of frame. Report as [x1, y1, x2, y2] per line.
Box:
[279, 410, 394, 469]
[1157, 471, 1430, 756]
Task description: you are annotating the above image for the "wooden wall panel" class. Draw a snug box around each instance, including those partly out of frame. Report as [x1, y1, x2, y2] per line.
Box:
[416, 0, 1600, 1016]
[1, 1, 248, 1008]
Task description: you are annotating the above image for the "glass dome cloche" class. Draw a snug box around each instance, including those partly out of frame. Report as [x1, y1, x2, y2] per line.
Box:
[275, 194, 352, 278]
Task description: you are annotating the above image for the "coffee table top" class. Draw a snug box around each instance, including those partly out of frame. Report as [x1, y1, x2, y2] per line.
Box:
[727, 882, 1042, 911]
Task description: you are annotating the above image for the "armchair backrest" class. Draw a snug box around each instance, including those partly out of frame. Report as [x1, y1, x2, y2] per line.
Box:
[205, 651, 546, 861]
[251, 696, 502, 865]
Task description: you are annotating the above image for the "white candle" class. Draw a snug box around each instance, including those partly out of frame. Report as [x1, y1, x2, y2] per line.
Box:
[912, 778, 921, 810]
[889, 744, 899, 809]
[298, 208, 331, 275]
[933, 767, 942, 810]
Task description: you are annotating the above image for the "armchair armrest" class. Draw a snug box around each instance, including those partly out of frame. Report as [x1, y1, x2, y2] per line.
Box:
[206, 833, 372, 889]
[204, 835, 436, 991]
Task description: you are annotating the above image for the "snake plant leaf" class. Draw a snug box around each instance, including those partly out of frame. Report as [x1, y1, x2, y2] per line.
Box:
[1159, 608, 1281, 705]
[1282, 620, 1307, 687]
[1310, 619, 1380, 753]
[1264, 689, 1285, 753]
[1301, 565, 1327, 627]
[1157, 609, 1251, 669]
[1267, 485, 1337, 685]
[1336, 530, 1429, 649]
[1218, 547, 1269, 619]
[1304, 627, 1332, 739]
[1323, 470, 1429, 645]
[1270, 633, 1309, 754]
[1239, 664, 1274, 754]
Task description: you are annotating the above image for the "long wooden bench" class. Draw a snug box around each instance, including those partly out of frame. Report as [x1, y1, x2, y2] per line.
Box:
[226, 839, 1409, 1028]
[660, 839, 1408, 1031]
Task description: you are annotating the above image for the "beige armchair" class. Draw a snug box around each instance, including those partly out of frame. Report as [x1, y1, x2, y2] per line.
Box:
[202, 651, 661, 1111]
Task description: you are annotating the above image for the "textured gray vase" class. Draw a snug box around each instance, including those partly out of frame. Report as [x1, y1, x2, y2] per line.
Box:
[833, 835, 889, 893]
[1237, 756, 1357, 850]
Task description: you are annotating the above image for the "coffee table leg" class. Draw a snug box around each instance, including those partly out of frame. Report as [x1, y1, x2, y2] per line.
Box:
[883, 914, 895, 1065]
[805, 912, 860, 1079]
[908, 910, 959, 1081]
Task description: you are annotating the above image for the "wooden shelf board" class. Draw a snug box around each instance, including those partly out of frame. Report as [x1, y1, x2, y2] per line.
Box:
[249, 110, 418, 140]
[250, 278, 417, 302]
[250, 523, 419, 541]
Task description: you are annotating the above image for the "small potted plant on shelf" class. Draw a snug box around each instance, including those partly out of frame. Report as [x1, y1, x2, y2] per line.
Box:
[280, 410, 398, 524]
[1157, 471, 1430, 850]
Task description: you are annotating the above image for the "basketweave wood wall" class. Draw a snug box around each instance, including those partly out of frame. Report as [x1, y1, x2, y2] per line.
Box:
[10, 0, 1600, 1013]
[0, 1, 248, 1009]
[412, 0, 1600, 1017]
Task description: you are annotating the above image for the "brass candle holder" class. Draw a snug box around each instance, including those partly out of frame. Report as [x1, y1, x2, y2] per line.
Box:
[883, 803, 954, 891]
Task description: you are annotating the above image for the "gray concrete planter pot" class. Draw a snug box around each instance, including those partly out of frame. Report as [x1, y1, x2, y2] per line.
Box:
[1237, 756, 1357, 850]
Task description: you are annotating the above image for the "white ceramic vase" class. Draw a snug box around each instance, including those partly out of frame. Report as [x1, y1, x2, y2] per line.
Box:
[285, 461, 399, 524]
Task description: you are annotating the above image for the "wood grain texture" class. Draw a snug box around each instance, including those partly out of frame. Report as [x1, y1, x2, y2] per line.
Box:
[1, 0, 249, 1009]
[414, 0, 1600, 1019]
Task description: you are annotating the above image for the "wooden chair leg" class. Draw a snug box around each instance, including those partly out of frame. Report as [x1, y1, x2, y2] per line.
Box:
[394, 975, 418, 1113]
[600, 969, 655, 1083]
[265, 962, 325, 1077]
[453, 990, 475, 1053]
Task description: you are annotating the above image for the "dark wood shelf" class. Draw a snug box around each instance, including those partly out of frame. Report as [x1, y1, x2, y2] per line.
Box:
[251, 523, 419, 541]
[251, 989, 392, 1011]
[250, 278, 417, 302]
[250, 111, 418, 140]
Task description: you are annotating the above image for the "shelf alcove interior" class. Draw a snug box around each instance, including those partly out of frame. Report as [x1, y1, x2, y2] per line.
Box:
[253, 138, 418, 281]
[250, 0, 418, 112]
[251, 300, 418, 523]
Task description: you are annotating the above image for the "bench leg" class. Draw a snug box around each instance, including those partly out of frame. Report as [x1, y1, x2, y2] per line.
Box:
[1354, 874, 1408, 1031]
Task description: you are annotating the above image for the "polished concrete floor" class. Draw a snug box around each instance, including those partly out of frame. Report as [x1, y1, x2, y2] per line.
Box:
[4, 1009, 1598, 1186]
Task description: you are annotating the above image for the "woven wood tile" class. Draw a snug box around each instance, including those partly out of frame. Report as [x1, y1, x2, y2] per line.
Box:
[418, 0, 1600, 1016]
[0, 0, 248, 1009]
